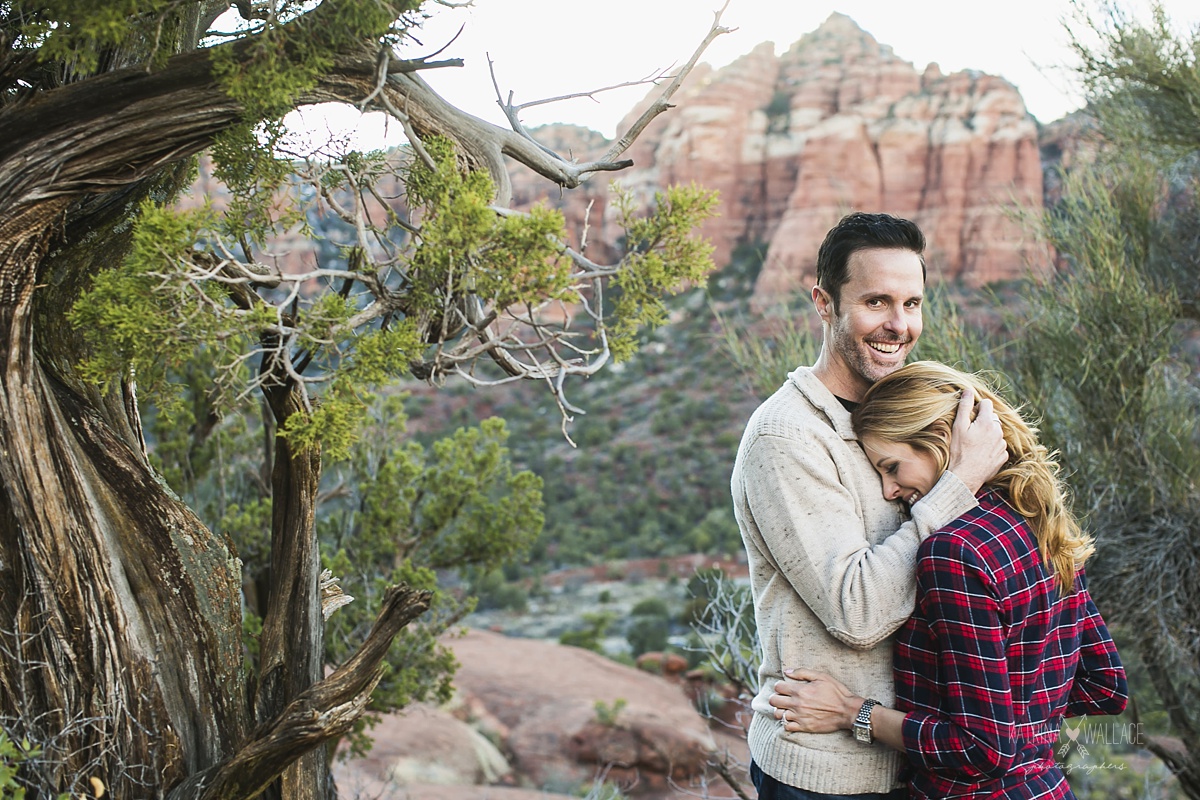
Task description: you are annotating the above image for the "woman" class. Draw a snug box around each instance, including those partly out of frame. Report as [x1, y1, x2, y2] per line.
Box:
[769, 361, 1127, 799]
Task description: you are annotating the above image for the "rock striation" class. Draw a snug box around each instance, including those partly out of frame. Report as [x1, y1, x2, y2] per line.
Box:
[512, 13, 1055, 302]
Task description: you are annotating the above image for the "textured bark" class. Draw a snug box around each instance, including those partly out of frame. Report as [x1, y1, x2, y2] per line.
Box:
[0, 11, 384, 797]
[0, 200, 246, 793]
[167, 584, 432, 800]
[256, 382, 327, 800]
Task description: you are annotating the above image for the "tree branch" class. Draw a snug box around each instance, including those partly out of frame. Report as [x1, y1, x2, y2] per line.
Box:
[602, 1, 733, 163]
[166, 583, 433, 800]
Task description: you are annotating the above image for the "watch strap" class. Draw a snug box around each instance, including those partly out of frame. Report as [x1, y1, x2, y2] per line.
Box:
[853, 698, 879, 744]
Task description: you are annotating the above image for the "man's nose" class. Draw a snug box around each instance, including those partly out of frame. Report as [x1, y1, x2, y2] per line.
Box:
[882, 307, 908, 334]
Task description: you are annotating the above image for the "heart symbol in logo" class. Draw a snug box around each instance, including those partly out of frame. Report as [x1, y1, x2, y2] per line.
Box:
[1064, 726, 1080, 742]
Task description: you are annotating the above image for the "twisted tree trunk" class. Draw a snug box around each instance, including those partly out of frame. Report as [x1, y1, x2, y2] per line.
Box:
[0, 0, 721, 792]
[0, 16, 429, 798]
[257, 382, 328, 800]
[0, 197, 248, 792]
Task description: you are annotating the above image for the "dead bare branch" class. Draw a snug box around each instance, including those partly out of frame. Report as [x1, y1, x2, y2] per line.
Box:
[603, 1, 733, 163]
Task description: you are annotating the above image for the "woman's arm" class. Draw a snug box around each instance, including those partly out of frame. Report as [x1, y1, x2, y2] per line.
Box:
[1064, 578, 1128, 717]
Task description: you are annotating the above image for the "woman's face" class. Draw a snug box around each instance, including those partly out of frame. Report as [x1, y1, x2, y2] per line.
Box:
[861, 436, 941, 506]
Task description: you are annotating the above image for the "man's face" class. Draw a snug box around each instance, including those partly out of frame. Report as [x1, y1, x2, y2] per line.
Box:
[814, 247, 924, 400]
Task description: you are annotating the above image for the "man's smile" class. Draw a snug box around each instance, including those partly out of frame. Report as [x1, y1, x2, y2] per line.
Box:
[867, 340, 903, 355]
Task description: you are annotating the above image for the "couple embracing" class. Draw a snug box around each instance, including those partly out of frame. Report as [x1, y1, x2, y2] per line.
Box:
[731, 213, 1127, 800]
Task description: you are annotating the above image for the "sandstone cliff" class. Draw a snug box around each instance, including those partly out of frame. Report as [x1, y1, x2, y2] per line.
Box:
[511, 13, 1058, 301]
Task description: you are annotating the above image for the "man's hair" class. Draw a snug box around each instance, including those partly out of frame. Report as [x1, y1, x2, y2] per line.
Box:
[815, 212, 926, 308]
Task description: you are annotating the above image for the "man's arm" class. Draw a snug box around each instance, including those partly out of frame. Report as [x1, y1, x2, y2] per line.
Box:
[770, 536, 1021, 780]
[741, 390, 1006, 648]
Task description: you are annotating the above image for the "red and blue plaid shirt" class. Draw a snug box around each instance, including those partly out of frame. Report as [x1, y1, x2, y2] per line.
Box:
[894, 488, 1127, 799]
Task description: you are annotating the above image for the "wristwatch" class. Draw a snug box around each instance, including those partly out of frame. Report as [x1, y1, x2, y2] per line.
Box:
[853, 698, 879, 744]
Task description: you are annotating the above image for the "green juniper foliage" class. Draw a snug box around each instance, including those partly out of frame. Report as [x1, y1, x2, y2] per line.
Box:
[404, 137, 574, 314]
[609, 183, 718, 361]
[2, 0, 727, 793]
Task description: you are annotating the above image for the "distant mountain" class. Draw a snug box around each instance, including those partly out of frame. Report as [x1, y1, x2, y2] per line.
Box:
[510, 13, 1088, 304]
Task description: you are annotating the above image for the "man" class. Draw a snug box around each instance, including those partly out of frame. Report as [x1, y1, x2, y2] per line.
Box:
[731, 212, 1007, 799]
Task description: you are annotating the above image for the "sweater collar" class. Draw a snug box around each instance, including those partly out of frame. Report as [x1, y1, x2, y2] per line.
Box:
[788, 367, 857, 441]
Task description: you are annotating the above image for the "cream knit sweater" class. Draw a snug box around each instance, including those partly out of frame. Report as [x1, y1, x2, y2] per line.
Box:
[731, 367, 978, 794]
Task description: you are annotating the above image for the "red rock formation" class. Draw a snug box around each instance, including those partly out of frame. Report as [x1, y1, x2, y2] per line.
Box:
[511, 13, 1054, 304]
[447, 628, 743, 799]
[635, 650, 690, 678]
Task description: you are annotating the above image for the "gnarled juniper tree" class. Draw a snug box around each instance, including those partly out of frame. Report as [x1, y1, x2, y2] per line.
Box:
[0, 2, 725, 797]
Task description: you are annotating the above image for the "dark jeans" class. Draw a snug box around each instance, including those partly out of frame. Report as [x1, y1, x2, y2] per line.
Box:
[750, 761, 909, 800]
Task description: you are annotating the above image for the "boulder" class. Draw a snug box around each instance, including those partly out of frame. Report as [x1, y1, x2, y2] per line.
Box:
[448, 628, 721, 796]
[332, 704, 511, 797]
[635, 651, 690, 678]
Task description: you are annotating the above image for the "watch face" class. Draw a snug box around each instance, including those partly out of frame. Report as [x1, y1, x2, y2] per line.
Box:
[854, 724, 871, 743]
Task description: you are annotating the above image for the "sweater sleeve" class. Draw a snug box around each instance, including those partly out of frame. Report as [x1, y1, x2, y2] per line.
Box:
[740, 433, 977, 649]
[901, 535, 1020, 780]
[1064, 577, 1128, 718]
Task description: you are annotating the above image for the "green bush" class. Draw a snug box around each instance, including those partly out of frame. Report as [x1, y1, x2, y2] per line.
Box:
[630, 597, 671, 618]
[0, 731, 69, 800]
[559, 612, 616, 653]
[626, 616, 670, 657]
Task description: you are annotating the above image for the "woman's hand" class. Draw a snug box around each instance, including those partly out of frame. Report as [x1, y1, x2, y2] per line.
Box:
[768, 669, 863, 733]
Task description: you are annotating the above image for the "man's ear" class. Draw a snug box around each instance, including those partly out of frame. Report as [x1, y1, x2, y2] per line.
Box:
[812, 284, 834, 323]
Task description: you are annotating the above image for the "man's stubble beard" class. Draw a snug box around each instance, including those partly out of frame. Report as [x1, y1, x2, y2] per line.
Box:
[828, 308, 913, 387]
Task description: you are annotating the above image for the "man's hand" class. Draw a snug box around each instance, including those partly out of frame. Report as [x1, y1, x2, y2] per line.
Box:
[946, 388, 1008, 495]
[769, 669, 862, 734]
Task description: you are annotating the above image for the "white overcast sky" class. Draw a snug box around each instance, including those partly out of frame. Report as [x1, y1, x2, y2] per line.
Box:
[284, 0, 1200, 152]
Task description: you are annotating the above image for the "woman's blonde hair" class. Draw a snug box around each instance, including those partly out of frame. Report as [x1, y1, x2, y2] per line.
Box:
[851, 361, 1094, 593]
